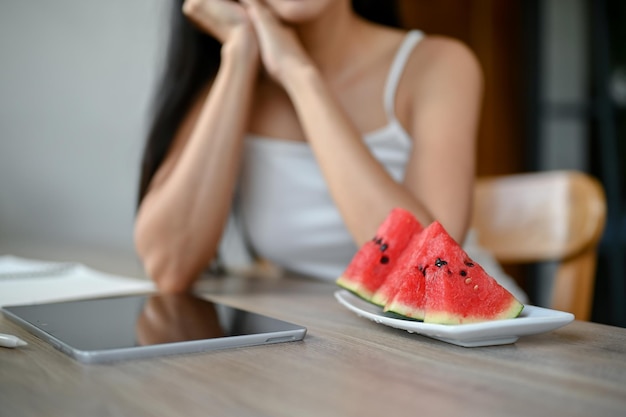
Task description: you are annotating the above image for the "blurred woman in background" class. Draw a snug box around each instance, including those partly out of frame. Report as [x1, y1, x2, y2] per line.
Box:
[134, 0, 524, 300]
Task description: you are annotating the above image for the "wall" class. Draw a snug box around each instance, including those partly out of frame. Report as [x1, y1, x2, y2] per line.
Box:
[537, 0, 589, 171]
[398, 0, 526, 177]
[0, 1, 166, 256]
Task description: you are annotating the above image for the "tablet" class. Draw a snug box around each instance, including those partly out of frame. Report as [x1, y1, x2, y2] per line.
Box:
[1, 293, 307, 364]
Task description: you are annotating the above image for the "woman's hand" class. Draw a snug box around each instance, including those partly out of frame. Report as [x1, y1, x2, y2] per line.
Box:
[182, 0, 253, 45]
[240, 0, 313, 82]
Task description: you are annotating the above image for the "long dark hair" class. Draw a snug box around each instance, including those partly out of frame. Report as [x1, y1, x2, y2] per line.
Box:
[137, 0, 400, 206]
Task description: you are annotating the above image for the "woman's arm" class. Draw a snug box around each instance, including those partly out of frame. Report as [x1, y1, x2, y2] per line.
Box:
[134, 4, 259, 292]
[286, 40, 482, 244]
[402, 37, 483, 243]
[245, 1, 482, 245]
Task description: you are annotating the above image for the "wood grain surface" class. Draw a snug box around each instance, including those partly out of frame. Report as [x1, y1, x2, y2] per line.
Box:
[2, 274, 625, 417]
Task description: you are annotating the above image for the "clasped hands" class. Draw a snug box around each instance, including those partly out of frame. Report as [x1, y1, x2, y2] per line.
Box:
[182, 0, 313, 83]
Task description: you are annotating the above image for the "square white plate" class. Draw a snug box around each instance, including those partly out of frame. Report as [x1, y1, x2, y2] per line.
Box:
[335, 290, 574, 347]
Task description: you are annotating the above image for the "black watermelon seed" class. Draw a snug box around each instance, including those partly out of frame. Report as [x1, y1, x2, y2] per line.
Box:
[380, 244, 388, 252]
[435, 258, 448, 268]
[375, 238, 383, 245]
[417, 265, 426, 276]
[380, 256, 390, 264]
[460, 270, 467, 277]
[464, 261, 474, 267]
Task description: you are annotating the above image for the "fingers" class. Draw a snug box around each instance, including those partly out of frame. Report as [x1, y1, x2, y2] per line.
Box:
[238, 0, 254, 7]
[182, 0, 250, 43]
[240, 0, 284, 40]
[240, 0, 274, 24]
[238, 0, 312, 81]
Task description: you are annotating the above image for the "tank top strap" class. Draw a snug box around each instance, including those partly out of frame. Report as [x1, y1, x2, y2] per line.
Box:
[383, 30, 425, 120]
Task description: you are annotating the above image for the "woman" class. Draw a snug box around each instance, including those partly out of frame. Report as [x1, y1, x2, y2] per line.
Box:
[135, 0, 523, 299]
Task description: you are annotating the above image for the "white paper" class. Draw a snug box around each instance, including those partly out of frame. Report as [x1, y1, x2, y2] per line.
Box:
[0, 255, 155, 307]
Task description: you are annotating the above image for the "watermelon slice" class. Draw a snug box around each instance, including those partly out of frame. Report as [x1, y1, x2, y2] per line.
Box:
[385, 221, 524, 324]
[370, 228, 429, 312]
[336, 208, 423, 302]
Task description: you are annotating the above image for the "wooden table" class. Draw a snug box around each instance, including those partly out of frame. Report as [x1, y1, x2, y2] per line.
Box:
[1, 273, 625, 417]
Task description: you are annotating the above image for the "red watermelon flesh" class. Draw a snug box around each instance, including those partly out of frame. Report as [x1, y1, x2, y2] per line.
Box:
[336, 208, 423, 302]
[370, 228, 429, 312]
[386, 221, 523, 324]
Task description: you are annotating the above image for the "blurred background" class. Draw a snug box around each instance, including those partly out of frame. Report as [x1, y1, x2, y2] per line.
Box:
[397, 0, 625, 327]
[0, 1, 624, 326]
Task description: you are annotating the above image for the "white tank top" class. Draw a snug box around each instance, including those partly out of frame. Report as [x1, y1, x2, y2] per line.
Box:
[222, 30, 527, 302]
[232, 30, 423, 277]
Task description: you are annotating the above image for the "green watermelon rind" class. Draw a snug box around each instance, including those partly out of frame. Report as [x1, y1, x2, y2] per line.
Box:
[423, 300, 524, 325]
[386, 298, 523, 325]
[384, 301, 425, 321]
[369, 292, 390, 308]
[336, 276, 377, 302]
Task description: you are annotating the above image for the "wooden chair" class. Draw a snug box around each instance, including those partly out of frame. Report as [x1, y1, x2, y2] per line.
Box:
[471, 170, 607, 321]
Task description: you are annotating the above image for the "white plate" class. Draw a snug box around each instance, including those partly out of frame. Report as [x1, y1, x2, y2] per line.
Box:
[334, 290, 574, 347]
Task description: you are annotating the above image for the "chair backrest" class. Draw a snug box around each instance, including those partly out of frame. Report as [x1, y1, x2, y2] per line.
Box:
[471, 170, 607, 321]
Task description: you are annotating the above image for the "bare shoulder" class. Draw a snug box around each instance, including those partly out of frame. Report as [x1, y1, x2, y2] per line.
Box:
[391, 34, 484, 149]
[392, 35, 483, 126]
[407, 35, 483, 93]
[416, 35, 481, 69]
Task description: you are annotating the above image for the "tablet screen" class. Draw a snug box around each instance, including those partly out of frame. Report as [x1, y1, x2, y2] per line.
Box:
[2, 293, 306, 363]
